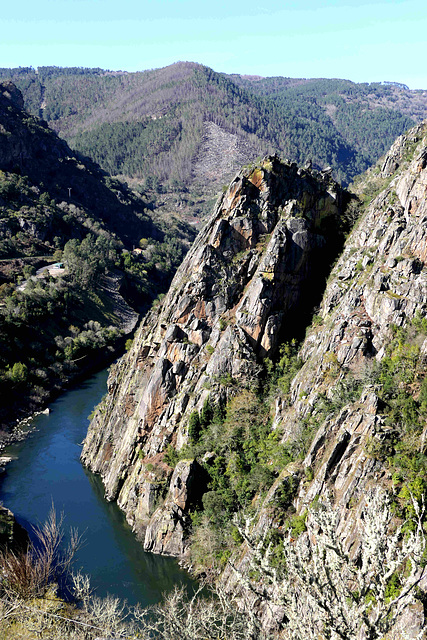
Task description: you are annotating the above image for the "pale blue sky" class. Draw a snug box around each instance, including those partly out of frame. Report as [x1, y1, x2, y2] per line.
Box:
[1, 0, 426, 89]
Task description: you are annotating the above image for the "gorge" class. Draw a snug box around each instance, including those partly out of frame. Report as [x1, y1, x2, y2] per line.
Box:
[81, 154, 353, 556]
[82, 125, 427, 637]
[81, 124, 427, 637]
[1, 73, 427, 638]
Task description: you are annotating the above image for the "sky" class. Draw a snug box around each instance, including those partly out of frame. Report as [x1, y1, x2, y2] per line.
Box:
[1, 0, 426, 89]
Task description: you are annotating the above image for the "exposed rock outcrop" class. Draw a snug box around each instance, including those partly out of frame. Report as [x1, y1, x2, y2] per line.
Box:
[82, 122, 427, 637]
[223, 122, 427, 637]
[143, 459, 206, 556]
[81, 155, 350, 553]
[277, 121, 427, 463]
[0, 81, 24, 110]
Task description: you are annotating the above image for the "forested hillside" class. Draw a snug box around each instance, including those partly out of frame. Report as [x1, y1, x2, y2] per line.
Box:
[0, 81, 195, 428]
[233, 74, 426, 175]
[0, 63, 426, 209]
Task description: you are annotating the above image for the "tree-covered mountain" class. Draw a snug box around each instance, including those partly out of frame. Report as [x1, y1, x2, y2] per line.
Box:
[0, 81, 195, 428]
[0, 63, 426, 202]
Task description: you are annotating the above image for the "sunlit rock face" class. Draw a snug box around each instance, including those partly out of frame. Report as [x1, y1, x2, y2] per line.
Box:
[81, 155, 348, 555]
[82, 120, 427, 639]
[224, 123, 427, 637]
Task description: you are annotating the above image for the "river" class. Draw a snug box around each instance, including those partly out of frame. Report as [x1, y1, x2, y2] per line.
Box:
[0, 368, 195, 607]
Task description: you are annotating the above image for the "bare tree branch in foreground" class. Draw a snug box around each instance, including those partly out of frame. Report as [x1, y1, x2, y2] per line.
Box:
[232, 489, 427, 640]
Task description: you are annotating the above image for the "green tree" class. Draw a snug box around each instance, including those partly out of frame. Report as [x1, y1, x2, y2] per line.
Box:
[7, 362, 28, 384]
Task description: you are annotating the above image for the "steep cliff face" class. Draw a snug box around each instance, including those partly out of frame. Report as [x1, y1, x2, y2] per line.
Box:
[81, 156, 350, 554]
[222, 123, 427, 637]
[83, 122, 427, 637]
[278, 120, 427, 487]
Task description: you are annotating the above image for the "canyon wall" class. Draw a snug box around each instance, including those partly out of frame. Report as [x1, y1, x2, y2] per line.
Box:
[82, 155, 349, 554]
[82, 125, 427, 636]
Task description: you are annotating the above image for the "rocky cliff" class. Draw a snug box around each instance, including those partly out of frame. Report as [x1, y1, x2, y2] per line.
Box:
[82, 126, 427, 636]
[81, 155, 350, 554]
[278, 120, 427, 505]
[222, 123, 427, 638]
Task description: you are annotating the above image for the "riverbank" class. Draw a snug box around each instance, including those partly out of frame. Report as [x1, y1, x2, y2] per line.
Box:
[0, 267, 140, 441]
[0, 407, 52, 465]
[0, 342, 126, 458]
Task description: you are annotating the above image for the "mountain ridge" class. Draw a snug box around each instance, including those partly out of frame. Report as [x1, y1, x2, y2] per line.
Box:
[1, 63, 425, 209]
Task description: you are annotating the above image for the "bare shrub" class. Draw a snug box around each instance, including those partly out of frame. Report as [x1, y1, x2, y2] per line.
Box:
[0, 505, 82, 600]
[233, 489, 427, 640]
[133, 584, 264, 640]
[85, 594, 130, 637]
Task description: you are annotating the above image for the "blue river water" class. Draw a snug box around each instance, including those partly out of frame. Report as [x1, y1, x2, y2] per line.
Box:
[0, 367, 195, 607]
